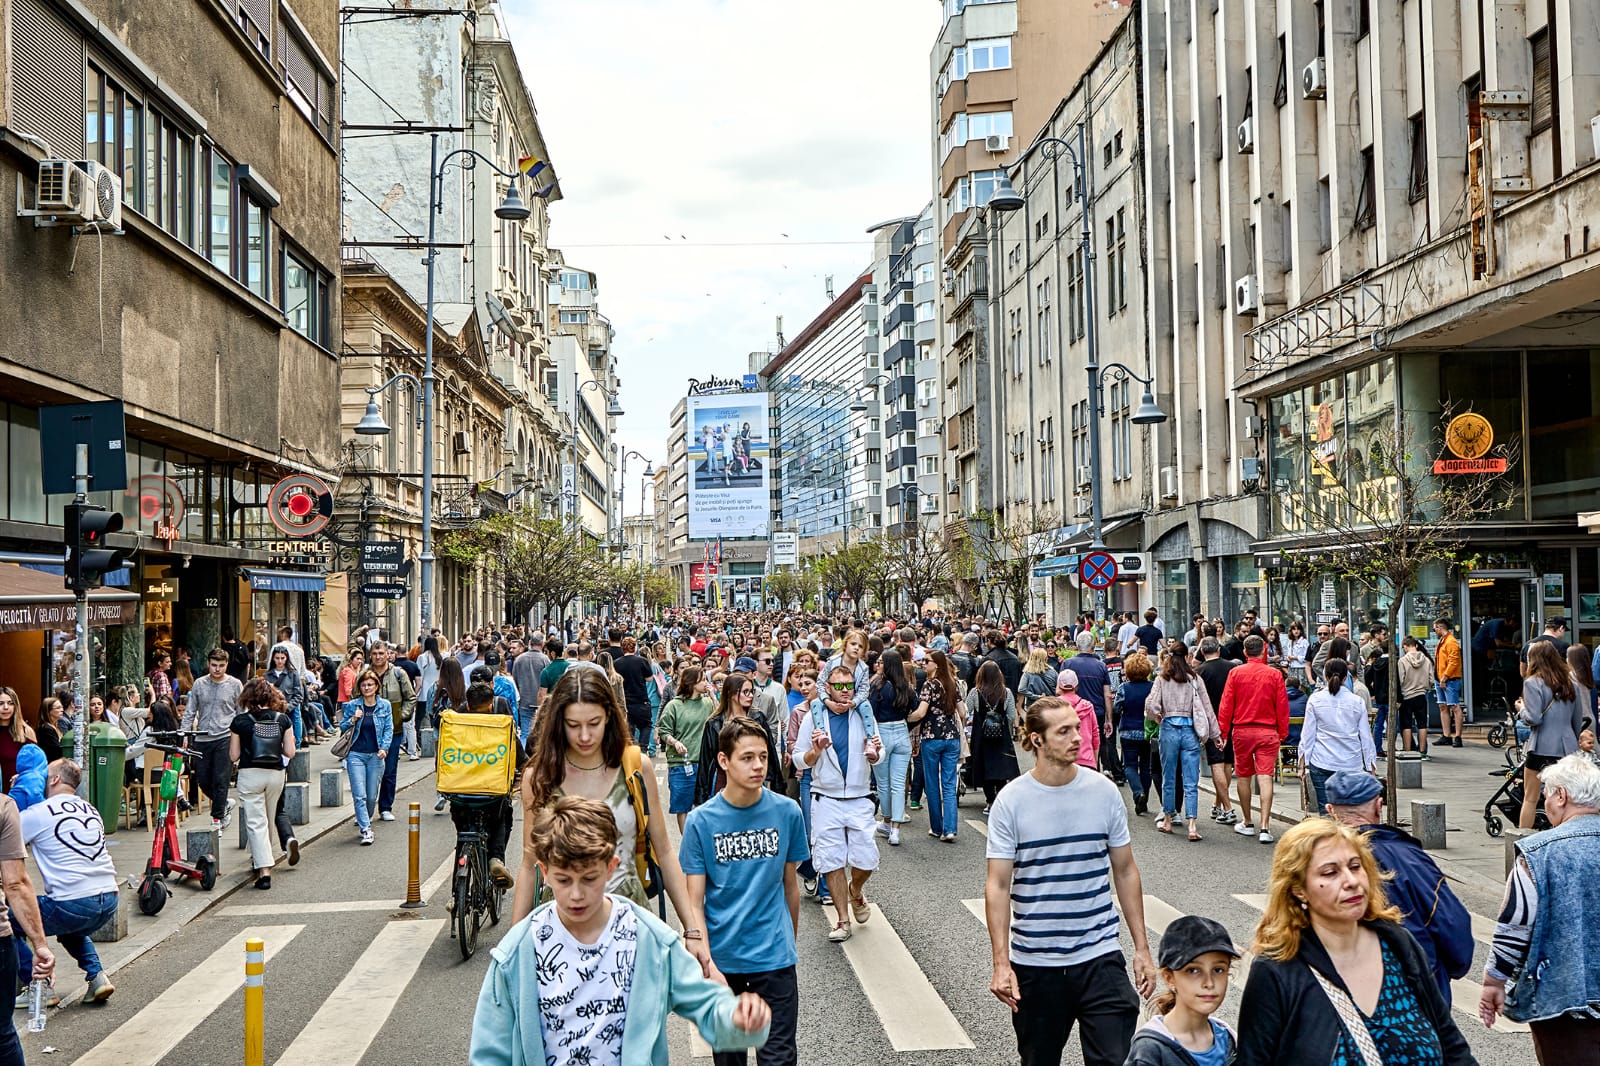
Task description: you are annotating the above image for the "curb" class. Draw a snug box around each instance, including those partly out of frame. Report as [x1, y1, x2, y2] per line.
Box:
[101, 771, 436, 981]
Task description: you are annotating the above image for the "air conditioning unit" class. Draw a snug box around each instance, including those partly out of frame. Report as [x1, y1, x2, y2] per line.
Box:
[1301, 57, 1327, 100]
[918, 396, 930, 408]
[985, 134, 1011, 152]
[1116, 552, 1152, 579]
[76, 160, 122, 228]
[33, 160, 92, 222]
[1236, 120, 1255, 155]
[1074, 495, 1093, 516]
[945, 475, 958, 494]
[1160, 465, 1179, 500]
[452, 431, 472, 455]
[1075, 464, 1093, 488]
[1234, 274, 1259, 316]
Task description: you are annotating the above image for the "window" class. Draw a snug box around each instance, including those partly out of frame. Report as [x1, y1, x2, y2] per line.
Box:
[1529, 29, 1552, 134]
[277, 9, 335, 139]
[1105, 208, 1127, 314]
[281, 246, 331, 346]
[1356, 0, 1371, 38]
[1354, 147, 1376, 230]
[1066, 247, 1085, 341]
[968, 111, 1013, 142]
[1113, 130, 1123, 157]
[971, 169, 1005, 208]
[244, 199, 268, 298]
[1009, 308, 1023, 376]
[208, 151, 233, 273]
[1318, 178, 1332, 252]
[1274, 34, 1288, 108]
[1036, 278, 1051, 364]
[940, 113, 967, 159]
[968, 37, 1012, 72]
[559, 310, 589, 324]
[86, 65, 146, 213]
[1314, 1, 1326, 58]
[559, 270, 590, 291]
[1035, 211, 1049, 240]
[1111, 381, 1132, 480]
[1407, 113, 1428, 201]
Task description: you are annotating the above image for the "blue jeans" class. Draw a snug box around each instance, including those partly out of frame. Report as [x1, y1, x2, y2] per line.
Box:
[1371, 703, 1388, 753]
[377, 730, 404, 813]
[1307, 764, 1335, 813]
[290, 705, 305, 745]
[516, 703, 536, 747]
[909, 745, 926, 803]
[798, 769, 817, 881]
[1120, 732, 1153, 805]
[1159, 721, 1202, 820]
[11, 890, 116, 982]
[921, 737, 962, 836]
[872, 721, 912, 823]
[346, 751, 382, 831]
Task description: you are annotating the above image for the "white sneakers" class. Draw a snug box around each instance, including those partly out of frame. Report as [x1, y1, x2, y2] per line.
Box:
[1234, 822, 1257, 836]
[888, 827, 901, 846]
[379, 810, 396, 822]
[359, 828, 375, 846]
[1258, 829, 1274, 844]
[828, 922, 852, 943]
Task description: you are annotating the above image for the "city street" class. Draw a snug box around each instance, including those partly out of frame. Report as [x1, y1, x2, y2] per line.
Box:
[28, 765, 1533, 1066]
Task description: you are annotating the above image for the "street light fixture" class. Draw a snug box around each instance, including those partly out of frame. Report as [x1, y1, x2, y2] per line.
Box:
[354, 373, 421, 436]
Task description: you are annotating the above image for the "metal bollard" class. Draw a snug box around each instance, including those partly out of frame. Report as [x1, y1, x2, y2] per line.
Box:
[400, 800, 426, 909]
[244, 938, 265, 1066]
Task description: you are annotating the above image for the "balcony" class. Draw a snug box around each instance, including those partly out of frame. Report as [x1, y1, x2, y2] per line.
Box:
[883, 338, 916, 368]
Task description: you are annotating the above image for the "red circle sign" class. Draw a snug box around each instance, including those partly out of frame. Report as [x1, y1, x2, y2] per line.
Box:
[1080, 551, 1118, 590]
[267, 474, 332, 537]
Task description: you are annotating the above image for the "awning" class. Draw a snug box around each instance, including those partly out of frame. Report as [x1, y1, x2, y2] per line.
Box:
[1058, 515, 1140, 550]
[242, 568, 327, 592]
[0, 563, 138, 634]
[19, 561, 131, 587]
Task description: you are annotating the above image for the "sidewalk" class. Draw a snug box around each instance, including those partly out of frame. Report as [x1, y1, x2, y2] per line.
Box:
[62, 740, 436, 995]
[1195, 725, 1521, 899]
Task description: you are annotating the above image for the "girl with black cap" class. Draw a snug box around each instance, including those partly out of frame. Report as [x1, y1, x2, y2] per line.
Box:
[1126, 915, 1241, 1066]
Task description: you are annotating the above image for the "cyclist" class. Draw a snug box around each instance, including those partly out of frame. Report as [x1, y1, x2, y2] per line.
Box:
[448, 679, 518, 889]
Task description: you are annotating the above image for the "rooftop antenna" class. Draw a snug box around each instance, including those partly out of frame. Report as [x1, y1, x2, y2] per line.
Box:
[824, 275, 834, 301]
[775, 315, 785, 349]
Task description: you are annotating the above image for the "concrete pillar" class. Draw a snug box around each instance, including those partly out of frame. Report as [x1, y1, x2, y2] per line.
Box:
[319, 768, 344, 807]
[286, 750, 311, 784]
[1410, 800, 1447, 849]
[89, 891, 128, 944]
[1395, 751, 1423, 788]
[419, 728, 438, 758]
[186, 827, 220, 867]
[282, 782, 311, 826]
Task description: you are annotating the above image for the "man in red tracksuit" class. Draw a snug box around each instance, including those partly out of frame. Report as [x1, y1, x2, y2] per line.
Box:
[1217, 634, 1290, 844]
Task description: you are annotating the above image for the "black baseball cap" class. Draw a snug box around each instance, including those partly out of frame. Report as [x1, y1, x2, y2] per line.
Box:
[1157, 915, 1241, 970]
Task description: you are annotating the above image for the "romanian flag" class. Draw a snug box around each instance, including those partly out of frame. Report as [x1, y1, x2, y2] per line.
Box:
[517, 155, 546, 179]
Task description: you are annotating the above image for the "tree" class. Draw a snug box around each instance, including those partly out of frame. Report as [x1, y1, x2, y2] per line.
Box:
[436, 514, 611, 624]
[764, 569, 807, 610]
[888, 523, 956, 613]
[640, 570, 676, 613]
[815, 540, 886, 614]
[1297, 404, 1519, 821]
[967, 508, 1060, 622]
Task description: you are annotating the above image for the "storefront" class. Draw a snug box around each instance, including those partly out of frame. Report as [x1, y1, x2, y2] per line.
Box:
[0, 563, 138, 723]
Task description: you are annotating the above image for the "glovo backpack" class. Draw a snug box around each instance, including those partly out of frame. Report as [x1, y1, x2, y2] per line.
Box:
[435, 711, 516, 795]
[621, 745, 663, 904]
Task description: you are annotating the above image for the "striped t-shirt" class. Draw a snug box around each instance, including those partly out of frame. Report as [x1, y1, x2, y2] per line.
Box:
[986, 769, 1131, 966]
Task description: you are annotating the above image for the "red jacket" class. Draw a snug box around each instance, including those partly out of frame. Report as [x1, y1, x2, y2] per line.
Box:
[1218, 656, 1290, 740]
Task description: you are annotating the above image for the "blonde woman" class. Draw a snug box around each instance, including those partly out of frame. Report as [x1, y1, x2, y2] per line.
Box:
[1019, 647, 1058, 707]
[1235, 819, 1474, 1065]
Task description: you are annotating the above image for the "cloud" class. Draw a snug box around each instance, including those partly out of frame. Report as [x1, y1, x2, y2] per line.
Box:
[501, 0, 938, 516]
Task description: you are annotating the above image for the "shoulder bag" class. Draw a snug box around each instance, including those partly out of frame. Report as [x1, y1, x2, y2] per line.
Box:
[330, 712, 358, 759]
[1308, 966, 1384, 1066]
[621, 745, 667, 917]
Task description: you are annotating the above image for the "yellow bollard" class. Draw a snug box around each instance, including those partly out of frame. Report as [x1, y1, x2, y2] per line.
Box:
[400, 800, 426, 908]
[244, 938, 264, 1066]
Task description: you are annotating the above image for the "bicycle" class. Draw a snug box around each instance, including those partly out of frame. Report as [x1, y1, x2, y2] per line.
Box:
[446, 795, 507, 960]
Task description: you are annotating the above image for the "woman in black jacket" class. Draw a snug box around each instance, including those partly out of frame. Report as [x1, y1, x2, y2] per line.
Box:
[1236, 818, 1477, 1066]
[694, 671, 783, 805]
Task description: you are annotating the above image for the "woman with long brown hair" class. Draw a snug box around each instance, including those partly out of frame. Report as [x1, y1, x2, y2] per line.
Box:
[0, 687, 35, 789]
[1236, 819, 1475, 1065]
[915, 649, 964, 841]
[694, 671, 784, 803]
[1516, 639, 1587, 829]
[513, 670, 711, 976]
[965, 659, 1019, 812]
[229, 677, 296, 889]
[1145, 642, 1216, 841]
[428, 656, 471, 814]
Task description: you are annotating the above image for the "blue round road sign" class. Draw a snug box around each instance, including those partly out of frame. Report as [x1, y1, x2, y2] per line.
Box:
[1080, 551, 1118, 590]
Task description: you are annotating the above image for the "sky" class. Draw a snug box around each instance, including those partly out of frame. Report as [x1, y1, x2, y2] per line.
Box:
[504, 0, 941, 520]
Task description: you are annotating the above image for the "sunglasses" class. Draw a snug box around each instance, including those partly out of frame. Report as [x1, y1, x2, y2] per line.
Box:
[759, 658, 773, 664]
[827, 681, 852, 691]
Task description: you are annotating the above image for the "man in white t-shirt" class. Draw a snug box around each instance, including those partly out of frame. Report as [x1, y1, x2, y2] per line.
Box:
[17, 760, 119, 1005]
[985, 698, 1155, 1066]
[1116, 613, 1139, 658]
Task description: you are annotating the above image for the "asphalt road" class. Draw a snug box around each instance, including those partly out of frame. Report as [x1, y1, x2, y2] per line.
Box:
[27, 769, 1533, 1065]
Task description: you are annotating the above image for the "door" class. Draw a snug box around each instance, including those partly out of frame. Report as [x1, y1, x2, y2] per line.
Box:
[1465, 571, 1534, 719]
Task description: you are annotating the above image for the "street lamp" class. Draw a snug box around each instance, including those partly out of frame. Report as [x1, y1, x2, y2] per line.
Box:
[399, 133, 535, 632]
[991, 128, 1167, 578]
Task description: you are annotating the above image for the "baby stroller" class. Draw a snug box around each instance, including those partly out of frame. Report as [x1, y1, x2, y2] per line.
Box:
[1483, 754, 1549, 837]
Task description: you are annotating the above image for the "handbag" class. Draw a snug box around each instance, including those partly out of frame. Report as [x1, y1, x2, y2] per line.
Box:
[1309, 967, 1384, 1066]
[330, 715, 358, 759]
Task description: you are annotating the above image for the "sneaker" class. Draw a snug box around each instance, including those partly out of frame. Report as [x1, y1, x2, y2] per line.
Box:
[828, 922, 852, 943]
[221, 798, 237, 830]
[907, 801, 922, 811]
[817, 888, 833, 906]
[359, 828, 374, 846]
[286, 838, 300, 867]
[488, 858, 515, 889]
[981, 805, 991, 816]
[1210, 805, 1223, 821]
[888, 826, 901, 846]
[941, 833, 957, 842]
[82, 972, 114, 1004]
[434, 796, 448, 813]
[1419, 753, 1431, 762]
[874, 822, 890, 838]
[254, 875, 271, 890]
[1453, 737, 1464, 748]
[407, 753, 420, 762]
[379, 810, 396, 822]
[211, 818, 223, 832]
[16, 988, 60, 1010]
[1258, 829, 1275, 844]
[1218, 809, 1240, 825]
[802, 875, 819, 896]
[851, 896, 871, 924]
[1234, 822, 1257, 836]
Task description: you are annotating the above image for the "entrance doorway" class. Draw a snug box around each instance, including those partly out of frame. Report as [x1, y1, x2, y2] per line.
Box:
[1465, 573, 1536, 716]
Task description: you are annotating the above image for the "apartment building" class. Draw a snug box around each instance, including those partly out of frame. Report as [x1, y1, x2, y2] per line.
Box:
[0, 0, 341, 702]
[547, 258, 621, 544]
[869, 216, 939, 536]
[1143, 0, 1600, 704]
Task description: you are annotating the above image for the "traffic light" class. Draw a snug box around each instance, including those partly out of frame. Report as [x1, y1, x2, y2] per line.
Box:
[64, 502, 132, 593]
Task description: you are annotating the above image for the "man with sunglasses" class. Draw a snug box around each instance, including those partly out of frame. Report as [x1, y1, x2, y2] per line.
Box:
[747, 654, 788, 757]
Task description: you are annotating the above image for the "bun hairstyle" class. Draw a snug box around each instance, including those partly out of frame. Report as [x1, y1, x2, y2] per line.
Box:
[1323, 657, 1349, 697]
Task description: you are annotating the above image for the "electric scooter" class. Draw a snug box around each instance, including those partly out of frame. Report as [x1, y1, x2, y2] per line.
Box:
[137, 731, 217, 915]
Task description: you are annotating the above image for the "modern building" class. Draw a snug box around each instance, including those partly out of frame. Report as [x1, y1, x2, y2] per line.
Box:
[762, 275, 881, 561]
[1142, 0, 1600, 717]
[0, 0, 342, 713]
[989, 14, 1162, 620]
[870, 215, 941, 538]
[548, 257, 621, 543]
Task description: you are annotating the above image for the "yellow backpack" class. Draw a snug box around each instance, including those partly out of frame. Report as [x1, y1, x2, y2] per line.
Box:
[620, 745, 663, 905]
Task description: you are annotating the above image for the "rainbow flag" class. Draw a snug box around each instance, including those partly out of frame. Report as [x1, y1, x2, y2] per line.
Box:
[517, 156, 546, 178]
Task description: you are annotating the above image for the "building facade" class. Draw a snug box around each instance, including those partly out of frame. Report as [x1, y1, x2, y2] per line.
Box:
[0, 0, 342, 714]
[1142, 0, 1600, 718]
[548, 257, 620, 543]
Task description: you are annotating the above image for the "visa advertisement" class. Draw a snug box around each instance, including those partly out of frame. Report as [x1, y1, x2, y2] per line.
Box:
[687, 393, 770, 539]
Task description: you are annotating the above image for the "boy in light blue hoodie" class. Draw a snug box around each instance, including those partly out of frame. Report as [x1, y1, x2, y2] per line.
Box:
[470, 796, 769, 1066]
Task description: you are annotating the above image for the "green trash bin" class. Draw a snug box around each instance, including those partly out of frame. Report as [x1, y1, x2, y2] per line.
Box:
[88, 724, 127, 834]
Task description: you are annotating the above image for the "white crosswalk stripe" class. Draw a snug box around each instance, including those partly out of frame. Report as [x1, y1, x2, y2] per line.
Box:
[221, 855, 458, 917]
[839, 901, 974, 1051]
[73, 925, 307, 1066]
[277, 918, 449, 1061]
[1230, 893, 1529, 1034]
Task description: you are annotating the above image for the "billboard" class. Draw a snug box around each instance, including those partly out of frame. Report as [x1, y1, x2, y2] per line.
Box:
[687, 392, 770, 539]
[771, 531, 798, 567]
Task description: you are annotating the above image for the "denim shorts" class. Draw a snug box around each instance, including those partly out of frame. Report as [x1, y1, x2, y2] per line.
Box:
[668, 764, 696, 814]
[1435, 678, 1462, 705]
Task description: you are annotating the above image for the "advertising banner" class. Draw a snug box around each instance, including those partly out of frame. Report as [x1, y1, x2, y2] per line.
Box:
[771, 531, 798, 567]
[687, 392, 770, 539]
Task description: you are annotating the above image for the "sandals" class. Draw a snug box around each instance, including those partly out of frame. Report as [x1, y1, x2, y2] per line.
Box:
[1155, 815, 1174, 834]
[1187, 823, 1203, 842]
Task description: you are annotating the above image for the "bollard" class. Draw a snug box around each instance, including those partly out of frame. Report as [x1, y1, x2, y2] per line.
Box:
[400, 800, 426, 909]
[244, 938, 265, 1066]
[1410, 800, 1447, 849]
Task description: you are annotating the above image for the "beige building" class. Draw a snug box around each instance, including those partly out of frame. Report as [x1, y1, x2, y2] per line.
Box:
[548, 256, 621, 544]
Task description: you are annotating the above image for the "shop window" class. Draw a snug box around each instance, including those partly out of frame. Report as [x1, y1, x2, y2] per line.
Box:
[1429, 350, 1525, 521]
[1344, 360, 1396, 522]
[1528, 349, 1600, 519]
[1267, 390, 1307, 534]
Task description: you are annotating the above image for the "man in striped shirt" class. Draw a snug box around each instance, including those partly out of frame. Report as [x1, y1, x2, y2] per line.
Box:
[985, 696, 1156, 1066]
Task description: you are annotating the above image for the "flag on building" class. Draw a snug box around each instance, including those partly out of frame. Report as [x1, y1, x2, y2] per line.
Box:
[517, 155, 546, 179]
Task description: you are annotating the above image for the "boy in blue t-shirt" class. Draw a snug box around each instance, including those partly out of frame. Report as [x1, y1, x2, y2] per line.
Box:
[680, 717, 809, 1066]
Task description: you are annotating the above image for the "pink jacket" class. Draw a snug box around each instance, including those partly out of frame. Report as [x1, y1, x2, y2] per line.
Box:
[1062, 692, 1101, 768]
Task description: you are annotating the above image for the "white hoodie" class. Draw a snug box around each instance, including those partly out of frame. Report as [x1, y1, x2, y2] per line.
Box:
[790, 698, 879, 800]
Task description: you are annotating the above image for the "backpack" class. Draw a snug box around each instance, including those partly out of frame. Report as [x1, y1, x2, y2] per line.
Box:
[620, 745, 665, 914]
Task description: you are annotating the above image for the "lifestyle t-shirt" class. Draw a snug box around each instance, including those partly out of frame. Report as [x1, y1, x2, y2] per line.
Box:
[532, 895, 637, 1066]
[679, 789, 809, 974]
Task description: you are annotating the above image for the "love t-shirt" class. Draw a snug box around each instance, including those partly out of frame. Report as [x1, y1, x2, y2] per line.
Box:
[19, 793, 118, 901]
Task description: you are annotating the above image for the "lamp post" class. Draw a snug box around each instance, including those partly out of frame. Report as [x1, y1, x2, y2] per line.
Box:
[619, 449, 653, 616]
[355, 132, 532, 633]
[990, 127, 1167, 617]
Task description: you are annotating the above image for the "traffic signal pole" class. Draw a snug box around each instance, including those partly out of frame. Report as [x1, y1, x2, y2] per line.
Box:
[71, 443, 91, 801]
